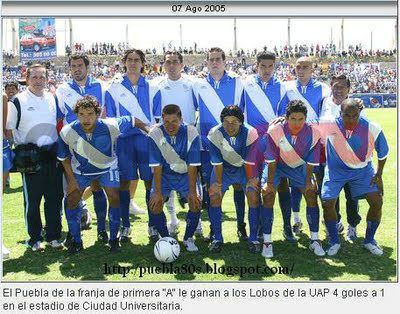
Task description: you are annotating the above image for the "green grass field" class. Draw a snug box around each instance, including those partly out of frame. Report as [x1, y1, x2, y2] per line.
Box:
[2, 108, 397, 281]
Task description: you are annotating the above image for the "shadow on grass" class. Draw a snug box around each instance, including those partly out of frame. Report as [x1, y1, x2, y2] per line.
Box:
[4, 185, 23, 194]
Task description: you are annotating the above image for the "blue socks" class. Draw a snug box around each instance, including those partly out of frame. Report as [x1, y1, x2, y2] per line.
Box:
[184, 211, 201, 240]
[365, 220, 380, 244]
[291, 187, 302, 213]
[248, 207, 260, 242]
[146, 190, 155, 227]
[261, 207, 274, 235]
[306, 207, 320, 232]
[209, 206, 223, 242]
[108, 207, 121, 241]
[153, 212, 169, 237]
[233, 190, 245, 227]
[278, 191, 292, 228]
[66, 207, 82, 243]
[325, 220, 339, 245]
[119, 190, 130, 228]
[93, 190, 107, 232]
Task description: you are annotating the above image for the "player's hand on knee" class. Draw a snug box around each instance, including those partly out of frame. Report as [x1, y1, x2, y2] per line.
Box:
[370, 174, 384, 196]
[150, 192, 164, 213]
[209, 182, 222, 199]
[305, 180, 317, 196]
[188, 192, 202, 211]
[67, 189, 81, 209]
[262, 182, 275, 198]
[246, 177, 260, 193]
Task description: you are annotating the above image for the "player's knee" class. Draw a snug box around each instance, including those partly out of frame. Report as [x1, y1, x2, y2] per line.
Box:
[144, 180, 152, 190]
[90, 180, 101, 191]
[66, 195, 80, 209]
[304, 192, 318, 207]
[232, 184, 242, 191]
[246, 191, 259, 207]
[150, 205, 163, 214]
[120, 180, 130, 191]
[262, 193, 275, 207]
[210, 195, 222, 207]
[107, 190, 120, 207]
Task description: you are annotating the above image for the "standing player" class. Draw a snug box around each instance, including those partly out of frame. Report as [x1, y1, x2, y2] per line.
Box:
[261, 100, 325, 258]
[319, 74, 362, 241]
[284, 57, 331, 234]
[193, 47, 247, 242]
[148, 105, 202, 251]
[319, 98, 388, 256]
[152, 51, 202, 236]
[241, 51, 296, 242]
[56, 53, 109, 241]
[58, 96, 148, 253]
[207, 106, 259, 253]
[105, 49, 157, 243]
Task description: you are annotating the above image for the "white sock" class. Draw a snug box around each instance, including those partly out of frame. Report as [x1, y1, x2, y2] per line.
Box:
[196, 218, 202, 229]
[263, 234, 272, 243]
[310, 232, 319, 241]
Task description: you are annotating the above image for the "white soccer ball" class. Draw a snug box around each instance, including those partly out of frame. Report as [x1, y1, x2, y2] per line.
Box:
[154, 237, 180, 263]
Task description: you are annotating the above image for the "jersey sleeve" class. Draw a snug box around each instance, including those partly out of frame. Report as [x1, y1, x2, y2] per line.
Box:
[243, 127, 259, 165]
[375, 131, 389, 160]
[209, 140, 223, 165]
[234, 78, 244, 106]
[152, 90, 162, 119]
[148, 136, 162, 167]
[55, 89, 65, 120]
[305, 129, 321, 166]
[105, 89, 117, 118]
[116, 116, 135, 134]
[188, 135, 201, 166]
[6, 100, 18, 130]
[265, 132, 279, 163]
[57, 133, 72, 161]
[277, 93, 289, 117]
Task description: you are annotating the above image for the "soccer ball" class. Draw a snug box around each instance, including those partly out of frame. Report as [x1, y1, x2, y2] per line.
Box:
[154, 237, 180, 263]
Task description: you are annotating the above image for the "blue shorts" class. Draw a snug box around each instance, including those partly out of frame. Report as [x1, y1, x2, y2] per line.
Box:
[2, 146, 14, 172]
[210, 166, 247, 195]
[261, 163, 306, 189]
[75, 169, 120, 190]
[200, 151, 212, 185]
[321, 165, 378, 200]
[117, 135, 152, 181]
[150, 173, 190, 199]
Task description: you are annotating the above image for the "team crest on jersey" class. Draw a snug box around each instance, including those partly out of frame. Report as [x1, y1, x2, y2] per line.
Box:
[163, 86, 171, 90]
[120, 93, 126, 98]
[27, 107, 35, 111]
[66, 94, 72, 98]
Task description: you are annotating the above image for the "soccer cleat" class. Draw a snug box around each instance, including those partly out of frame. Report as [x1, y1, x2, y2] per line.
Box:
[49, 240, 63, 249]
[97, 230, 109, 243]
[148, 226, 160, 243]
[327, 243, 341, 256]
[63, 232, 73, 249]
[309, 240, 326, 256]
[204, 226, 214, 242]
[183, 238, 199, 252]
[129, 199, 146, 215]
[2, 243, 10, 260]
[167, 221, 180, 236]
[237, 223, 249, 241]
[283, 225, 297, 242]
[80, 211, 92, 230]
[109, 239, 120, 253]
[337, 220, 345, 233]
[68, 241, 83, 255]
[119, 227, 132, 243]
[346, 225, 358, 242]
[194, 221, 204, 237]
[248, 241, 261, 254]
[261, 242, 274, 258]
[292, 218, 303, 235]
[364, 241, 383, 256]
[209, 240, 223, 253]
[31, 241, 44, 252]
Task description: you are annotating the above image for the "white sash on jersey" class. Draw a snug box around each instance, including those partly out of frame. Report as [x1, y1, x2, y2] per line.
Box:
[208, 128, 244, 167]
[62, 126, 115, 170]
[244, 76, 277, 122]
[286, 81, 318, 122]
[197, 82, 226, 121]
[109, 83, 149, 124]
[149, 127, 188, 174]
[63, 87, 83, 111]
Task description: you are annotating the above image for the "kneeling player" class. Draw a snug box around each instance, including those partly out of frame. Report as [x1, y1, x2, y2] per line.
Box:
[207, 105, 260, 253]
[261, 100, 325, 258]
[148, 105, 202, 252]
[58, 96, 148, 254]
[319, 98, 388, 256]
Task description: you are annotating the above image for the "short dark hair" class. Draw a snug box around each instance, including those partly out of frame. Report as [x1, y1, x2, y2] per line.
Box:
[331, 74, 351, 88]
[122, 49, 146, 73]
[341, 98, 363, 112]
[5, 81, 19, 90]
[286, 100, 307, 118]
[162, 104, 182, 118]
[207, 47, 226, 61]
[26, 64, 48, 79]
[68, 53, 90, 67]
[256, 51, 276, 63]
[220, 105, 244, 123]
[164, 51, 183, 63]
[73, 95, 101, 115]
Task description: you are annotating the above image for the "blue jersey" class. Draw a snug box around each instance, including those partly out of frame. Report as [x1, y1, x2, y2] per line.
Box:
[56, 77, 106, 124]
[105, 75, 157, 137]
[207, 123, 258, 171]
[241, 75, 289, 136]
[148, 124, 201, 178]
[265, 121, 320, 169]
[3, 138, 10, 149]
[319, 116, 389, 181]
[284, 79, 331, 123]
[57, 117, 136, 175]
[193, 72, 243, 150]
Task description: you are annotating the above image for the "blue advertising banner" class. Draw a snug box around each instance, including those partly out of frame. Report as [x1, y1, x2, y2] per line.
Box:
[19, 18, 57, 61]
[350, 93, 397, 108]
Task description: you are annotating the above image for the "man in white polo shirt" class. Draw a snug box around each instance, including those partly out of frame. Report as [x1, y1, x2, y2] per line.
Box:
[7, 64, 63, 252]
